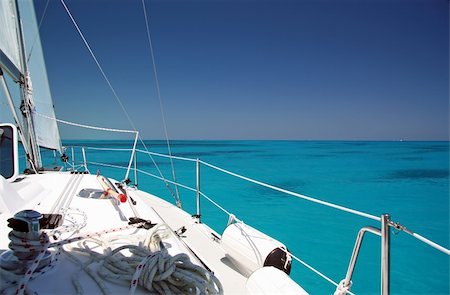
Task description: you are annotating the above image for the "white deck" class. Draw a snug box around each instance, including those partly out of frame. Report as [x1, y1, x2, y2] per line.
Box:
[0, 172, 276, 294]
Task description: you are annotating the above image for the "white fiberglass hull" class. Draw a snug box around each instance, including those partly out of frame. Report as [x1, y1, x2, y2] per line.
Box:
[0, 172, 306, 294]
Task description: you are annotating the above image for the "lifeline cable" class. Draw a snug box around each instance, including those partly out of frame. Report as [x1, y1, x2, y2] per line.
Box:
[59, 0, 181, 205]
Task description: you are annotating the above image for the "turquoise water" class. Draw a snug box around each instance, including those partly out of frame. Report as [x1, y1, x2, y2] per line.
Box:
[38, 140, 449, 294]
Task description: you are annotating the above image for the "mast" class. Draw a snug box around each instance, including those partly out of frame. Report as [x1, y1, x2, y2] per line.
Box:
[15, 0, 42, 169]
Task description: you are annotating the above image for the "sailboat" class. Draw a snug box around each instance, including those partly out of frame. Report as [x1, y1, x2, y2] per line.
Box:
[0, 1, 448, 294]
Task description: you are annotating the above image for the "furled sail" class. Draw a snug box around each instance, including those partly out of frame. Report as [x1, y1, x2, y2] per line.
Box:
[0, 0, 23, 81]
[0, 0, 62, 153]
[19, 0, 62, 152]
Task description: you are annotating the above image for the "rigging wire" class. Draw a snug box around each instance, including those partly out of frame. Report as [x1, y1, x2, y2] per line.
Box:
[141, 0, 181, 207]
[20, 0, 64, 156]
[59, 0, 132, 128]
[26, 0, 50, 63]
[58, 0, 179, 202]
[27, 0, 450, 279]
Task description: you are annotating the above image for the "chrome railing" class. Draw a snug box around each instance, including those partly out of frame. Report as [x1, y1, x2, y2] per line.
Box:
[338, 216, 390, 295]
[63, 144, 449, 295]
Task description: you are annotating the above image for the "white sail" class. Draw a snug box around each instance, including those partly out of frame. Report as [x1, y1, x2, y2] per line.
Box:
[19, 0, 62, 152]
[0, 0, 23, 80]
[0, 0, 61, 154]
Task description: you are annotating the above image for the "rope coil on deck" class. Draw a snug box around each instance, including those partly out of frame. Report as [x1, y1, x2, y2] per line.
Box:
[67, 224, 223, 295]
[0, 208, 88, 295]
[98, 246, 222, 295]
[1, 213, 222, 295]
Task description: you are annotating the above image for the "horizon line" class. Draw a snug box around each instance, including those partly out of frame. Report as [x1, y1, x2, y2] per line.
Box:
[59, 138, 450, 142]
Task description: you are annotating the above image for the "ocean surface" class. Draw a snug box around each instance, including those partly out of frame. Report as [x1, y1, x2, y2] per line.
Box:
[39, 140, 449, 294]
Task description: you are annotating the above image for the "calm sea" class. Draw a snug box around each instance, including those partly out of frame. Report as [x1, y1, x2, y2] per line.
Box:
[39, 140, 449, 294]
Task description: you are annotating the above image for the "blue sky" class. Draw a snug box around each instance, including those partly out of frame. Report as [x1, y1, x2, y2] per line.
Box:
[34, 0, 449, 140]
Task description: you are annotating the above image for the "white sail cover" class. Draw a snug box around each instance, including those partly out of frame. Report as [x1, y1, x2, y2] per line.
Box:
[19, 0, 62, 152]
[0, 0, 23, 78]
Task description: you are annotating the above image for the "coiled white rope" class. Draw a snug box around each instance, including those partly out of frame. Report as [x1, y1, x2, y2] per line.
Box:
[0, 231, 53, 295]
[65, 224, 222, 294]
[99, 247, 222, 294]
[0, 208, 87, 295]
[14, 234, 51, 295]
[2, 216, 222, 295]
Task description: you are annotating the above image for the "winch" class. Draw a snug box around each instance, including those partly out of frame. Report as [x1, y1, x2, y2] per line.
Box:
[0, 210, 57, 274]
